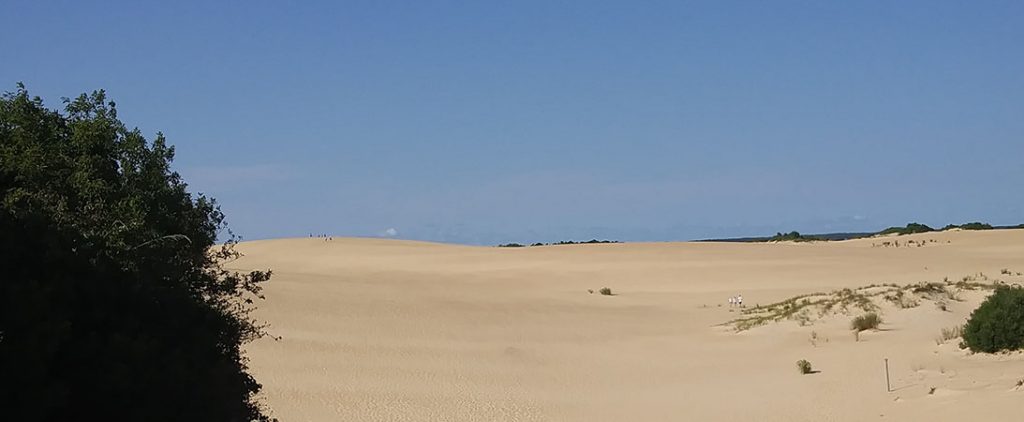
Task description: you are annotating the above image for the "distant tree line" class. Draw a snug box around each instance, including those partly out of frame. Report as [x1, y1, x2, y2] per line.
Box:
[705, 220, 1022, 243]
[767, 231, 823, 242]
[880, 221, 1000, 235]
[497, 239, 621, 247]
[877, 222, 936, 236]
[942, 222, 993, 231]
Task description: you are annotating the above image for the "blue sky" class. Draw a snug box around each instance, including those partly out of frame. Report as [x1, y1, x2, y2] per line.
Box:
[4, 1, 1022, 244]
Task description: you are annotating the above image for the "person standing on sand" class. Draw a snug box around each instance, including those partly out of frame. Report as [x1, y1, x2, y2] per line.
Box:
[737, 294, 743, 307]
[728, 296, 734, 307]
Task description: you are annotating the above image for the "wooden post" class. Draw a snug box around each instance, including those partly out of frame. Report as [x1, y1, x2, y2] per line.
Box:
[884, 358, 891, 392]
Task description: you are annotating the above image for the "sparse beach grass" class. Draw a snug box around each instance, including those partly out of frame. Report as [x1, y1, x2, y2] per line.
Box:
[725, 275, 999, 331]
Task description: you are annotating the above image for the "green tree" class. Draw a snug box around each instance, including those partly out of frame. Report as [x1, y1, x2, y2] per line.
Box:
[0, 84, 274, 421]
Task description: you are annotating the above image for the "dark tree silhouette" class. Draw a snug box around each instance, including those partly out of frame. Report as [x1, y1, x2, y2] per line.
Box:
[0, 84, 274, 421]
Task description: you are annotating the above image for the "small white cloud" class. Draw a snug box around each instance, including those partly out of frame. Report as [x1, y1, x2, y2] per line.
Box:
[382, 227, 398, 237]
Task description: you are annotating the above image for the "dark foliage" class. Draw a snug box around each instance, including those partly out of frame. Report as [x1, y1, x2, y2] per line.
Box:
[498, 239, 620, 247]
[767, 231, 823, 242]
[0, 85, 274, 421]
[796, 359, 812, 374]
[850, 312, 881, 332]
[704, 221, 1021, 243]
[553, 239, 620, 245]
[962, 285, 1024, 353]
[942, 222, 993, 231]
[878, 222, 934, 236]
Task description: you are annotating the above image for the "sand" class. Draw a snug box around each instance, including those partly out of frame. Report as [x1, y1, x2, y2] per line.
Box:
[236, 229, 1024, 421]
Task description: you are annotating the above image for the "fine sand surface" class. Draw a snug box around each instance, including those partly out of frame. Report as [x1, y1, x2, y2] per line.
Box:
[236, 229, 1024, 421]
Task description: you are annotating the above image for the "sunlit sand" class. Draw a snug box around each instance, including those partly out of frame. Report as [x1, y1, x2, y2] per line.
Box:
[238, 229, 1024, 421]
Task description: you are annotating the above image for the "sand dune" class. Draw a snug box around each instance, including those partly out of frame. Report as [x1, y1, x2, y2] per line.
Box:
[237, 229, 1024, 421]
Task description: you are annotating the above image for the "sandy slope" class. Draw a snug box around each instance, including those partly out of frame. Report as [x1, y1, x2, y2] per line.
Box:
[236, 229, 1024, 421]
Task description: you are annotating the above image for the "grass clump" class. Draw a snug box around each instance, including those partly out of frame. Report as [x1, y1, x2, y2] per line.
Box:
[962, 285, 1024, 353]
[884, 289, 919, 309]
[938, 326, 962, 343]
[598, 287, 613, 296]
[796, 359, 813, 374]
[850, 312, 882, 332]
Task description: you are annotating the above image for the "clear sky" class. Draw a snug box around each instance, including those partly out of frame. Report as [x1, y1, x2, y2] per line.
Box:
[4, 1, 1022, 244]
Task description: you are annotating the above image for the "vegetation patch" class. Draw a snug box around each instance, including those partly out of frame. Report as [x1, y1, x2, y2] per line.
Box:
[724, 274, 997, 331]
[851, 313, 882, 332]
[767, 231, 823, 242]
[937, 326, 962, 344]
[962, 285, 1024, 353]
[498, 239, 620, 247]
[943, 222, 993, 231]
[796, 359, 813, 374]
[0, 85, 274, 421]
[884, 290, 919, 309]
[878, 222, 934, 236]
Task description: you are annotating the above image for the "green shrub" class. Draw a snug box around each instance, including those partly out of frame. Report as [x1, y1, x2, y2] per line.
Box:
[796, 359, 812, 374]
[599, 287, 613, 296]
[962, 286, 1024, 353]
[851, 312, 882, 332]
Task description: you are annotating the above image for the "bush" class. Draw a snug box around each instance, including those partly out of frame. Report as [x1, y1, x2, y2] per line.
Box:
[599, 287, 613, 296]
[0, 85, 273, 420]
[851, 313, 882, 332]
[962, 286, 1024, 353]
[796, 359, 812, 374]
